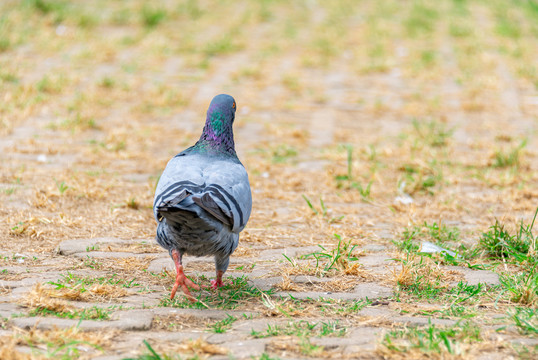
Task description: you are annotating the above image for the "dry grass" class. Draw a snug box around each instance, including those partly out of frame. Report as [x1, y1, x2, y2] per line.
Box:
[1, 0, 538, 358]
[391, 256, 462, 289]
[22, 283, 128, 312]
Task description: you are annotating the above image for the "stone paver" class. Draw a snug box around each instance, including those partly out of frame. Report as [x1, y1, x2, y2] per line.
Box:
[1, 1, 537, 359]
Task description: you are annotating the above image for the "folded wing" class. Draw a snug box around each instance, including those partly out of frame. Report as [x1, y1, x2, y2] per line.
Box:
[154, 154, 252, 233]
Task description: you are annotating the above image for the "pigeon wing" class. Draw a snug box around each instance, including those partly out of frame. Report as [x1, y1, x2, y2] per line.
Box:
[153, 153, 204, 221]
[197, 159, 252, 233]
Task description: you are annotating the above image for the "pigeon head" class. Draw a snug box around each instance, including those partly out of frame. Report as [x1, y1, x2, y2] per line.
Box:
[196, 94, 238, 155]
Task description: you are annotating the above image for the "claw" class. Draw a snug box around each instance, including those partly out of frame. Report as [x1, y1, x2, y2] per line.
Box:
[211, 270, 225, 290]
[170, 249, 201, 302]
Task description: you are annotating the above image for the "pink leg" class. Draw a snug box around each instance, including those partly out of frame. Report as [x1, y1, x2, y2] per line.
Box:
[211, 270, 225, 289]
[170, 249, 200, 302]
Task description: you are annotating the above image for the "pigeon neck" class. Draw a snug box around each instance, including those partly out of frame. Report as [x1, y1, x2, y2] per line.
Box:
[195, 113, 236, 156]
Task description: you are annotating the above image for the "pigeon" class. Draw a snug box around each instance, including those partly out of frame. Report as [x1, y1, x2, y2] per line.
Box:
[153, 94, 252, 301]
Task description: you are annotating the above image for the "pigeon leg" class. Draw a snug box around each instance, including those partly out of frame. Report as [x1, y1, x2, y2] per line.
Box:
[211, 270, 225, 289]
[170, 249, 200, 302]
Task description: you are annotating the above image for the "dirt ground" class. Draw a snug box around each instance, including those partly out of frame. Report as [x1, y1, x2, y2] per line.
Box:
[1, 1, 537, 359]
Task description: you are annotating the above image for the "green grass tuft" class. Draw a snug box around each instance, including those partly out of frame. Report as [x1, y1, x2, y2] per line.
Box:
[383, 320, 481, 355]
[160, 275, 275, 310]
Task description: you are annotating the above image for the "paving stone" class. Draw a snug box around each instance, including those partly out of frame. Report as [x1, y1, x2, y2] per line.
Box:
[291, 275, 333, 283]
[463, 269, 500, 286]
[144, 331, 209, 342]
[392, 316, 457, 327]
[11, 309, 154, 331]
[223, 338, 268, 359]
[258, 246, 319, 261]
[152, 307, 258, 320]
[273, 291, 365, 301]
[510, 337, 538, 346]
[358, 307, 395, 318]
[206, 332, 243, 344]
[148, 256, 174, 272]
[476, 352, 512, 360]
[57, 237, 129, 255]
[233, 318, 288, 334]
[0, 274, 61, 289]
[362, 244, 388, 253]
[250, 276, 282, 291]
[76, 251, 155, 259]
[0, 302, 21, 318]
[353, 283, 393, 298]
[359, 254, 393, 268]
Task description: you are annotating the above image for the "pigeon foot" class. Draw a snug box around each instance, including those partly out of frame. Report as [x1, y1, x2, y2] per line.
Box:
[170, 249, 201, 302]
[170, 266, 200, 301]
[211, 270, 225, 290]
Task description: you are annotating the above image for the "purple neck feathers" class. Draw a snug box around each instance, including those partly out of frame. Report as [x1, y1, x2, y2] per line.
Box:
[194, 103, 236, 156]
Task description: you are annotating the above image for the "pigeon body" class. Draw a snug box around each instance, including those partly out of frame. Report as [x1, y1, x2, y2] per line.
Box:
[153, 94, 252, 300]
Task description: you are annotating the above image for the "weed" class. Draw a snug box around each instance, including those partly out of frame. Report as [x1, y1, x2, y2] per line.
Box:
[123, 340, 176, 360]
[393, 255, 450, 299]
[383, 321, 481, 355]
[394, 221, 460, 253]
[492, 139, 527, 168]
[251, 320, 346, 338]
[301, 195, 344, 223]
[499, 268, 538, 306]
[2, 187, 16, 195]
[496, 16, 521, 38]
[126, 197, 140, 210]
[256, 354, 281, 360]
[208, 315, 237, 333]
[0, 21, 10, 53]
[37, 339, 102, 359]
[298, 337, 324, 356]
[49, 272, 140, 290]
[272, 144, 297, 163]
[411, 118, 453, 147]
[334, 145, 373, 200]
[417, 304, 477, 319]
[281, 74, 302, 93]
[450, 21, 473, 37]
[141, 5, 166, 28]
[478, 208, 537, 263]
[99, 76, 115, 88]
[54, 178, 69, 195]
[393, 227, 420, 253]
[83, 256, 102, 270]
[424, 221, 460, 244]
[509, 307, 538, 335]
[203, 35, 241, 57]
[299, 234, 359, 276]
[160, 275, 275, 310]
[85, 244, 100, 252]
[399, 160, 443, 195]
[28, 305, 113, 320]
[58, 113, 99, 132]
[404, 1, 438, 37]
[36, 74, 65, 94]
[351, 181, 372, 199]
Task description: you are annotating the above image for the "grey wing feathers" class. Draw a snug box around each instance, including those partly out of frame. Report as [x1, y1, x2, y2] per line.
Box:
[192, 193, 231, 226]
[201, 160, 252, 233]
[153, 154, 252, 233]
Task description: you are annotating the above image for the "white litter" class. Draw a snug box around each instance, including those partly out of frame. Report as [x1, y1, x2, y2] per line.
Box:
[419, 241, 459, 258]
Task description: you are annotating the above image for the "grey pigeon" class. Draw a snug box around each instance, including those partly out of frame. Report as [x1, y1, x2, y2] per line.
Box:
[153, 94, 252, 301]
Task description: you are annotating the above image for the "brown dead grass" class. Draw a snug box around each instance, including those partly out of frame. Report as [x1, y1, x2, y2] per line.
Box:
[22, 283, 128, 312]
[1, 0, 538, 358]
[390, 255, 463, 289]
[0, 336, 32, 360]
[2, 326, 117, 360]
[178, 338, 227, 356]
[151, 314, 211, 331]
